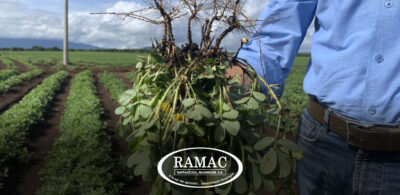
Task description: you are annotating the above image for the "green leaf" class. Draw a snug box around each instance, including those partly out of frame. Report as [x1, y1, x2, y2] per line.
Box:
[135, 120, 156, 136]
[146, 132, 159, 143]
[138, 105, 152, 118]
[277, 150, 291, 178]
[215, 183, 232, 195]
[206, 58, 214, 64]
[221, 120, 240, 136]
[116, 119, 130, 136]
[243, 145, 254, 153]
[191, 123, 205, 137]
[278, 138, 303, 160]
[134, 159, 151, 176]
[245, 98, 259, 110]
[234, 175, 247, 194]
[187, 110, 203, 121]
[253, 137, 275, 151]
[259, 148, 277, 175]
[133, 108, 140, 121]
[214, 125, 225, 143]
[136, 61, 143, 69]
[247, 153, 260, 164]
[194, 104, 213, 118]
[222, 109, 239, 120]
[115, 106, 126, 115]
[234, 97, 250, 105]
[205, 65, 213, 75]
[127, 154, 136, 168]
[172, 121, 182, 132]
[182, 98, 195, 108]
[128, 136, 143, 153]
[119, 93, 132, 105]
[222, 103, 231, 111]
[252, 163, 262, 189]
[262, 178, 275, 191]
[127, 150, 148, 168]
[125, 89, 137, 96]
[123, 116, 132, 125]
[246, 115, 265, 126]
[253, 92, 266, 102]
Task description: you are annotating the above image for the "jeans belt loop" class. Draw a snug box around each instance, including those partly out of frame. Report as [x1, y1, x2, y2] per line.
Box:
[324, 108, 332, 130]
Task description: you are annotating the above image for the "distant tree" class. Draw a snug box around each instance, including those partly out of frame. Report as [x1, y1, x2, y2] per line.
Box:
[11, 47, 25, 51]
[32, 46, 45, 51]
[49, 46, 62, 51]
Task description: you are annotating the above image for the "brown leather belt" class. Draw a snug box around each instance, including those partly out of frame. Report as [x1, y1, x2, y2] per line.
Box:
[306, 99, 400, 151]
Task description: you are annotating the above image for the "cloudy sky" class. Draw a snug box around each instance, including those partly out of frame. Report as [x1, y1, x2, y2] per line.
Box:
[0, 0, 313, 52]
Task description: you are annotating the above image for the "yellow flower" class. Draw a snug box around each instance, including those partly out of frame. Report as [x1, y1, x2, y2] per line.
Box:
[211, 66, 217, 71]
[161, 102, 170, 112]
[175, 114, 184, 121]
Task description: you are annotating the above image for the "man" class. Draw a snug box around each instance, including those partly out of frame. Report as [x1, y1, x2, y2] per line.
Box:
[236, 0, 400, 194]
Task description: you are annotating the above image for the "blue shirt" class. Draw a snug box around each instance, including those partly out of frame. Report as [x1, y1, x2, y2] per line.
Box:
[237, 0, 400, 124]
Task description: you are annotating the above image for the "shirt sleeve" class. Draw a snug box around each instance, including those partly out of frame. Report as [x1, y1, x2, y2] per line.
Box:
[237, 0, 317, 97]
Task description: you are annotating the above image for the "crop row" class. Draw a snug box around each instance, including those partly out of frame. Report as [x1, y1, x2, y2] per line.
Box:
[0, 58, 18, 69]
[0, 69, 43, 93]
[0, 71, 69, 189]
[0, 69, 18, 81]
[39, 70, 121, 194]
[98, 72, 128, 102]
[125, 71, 136, 83]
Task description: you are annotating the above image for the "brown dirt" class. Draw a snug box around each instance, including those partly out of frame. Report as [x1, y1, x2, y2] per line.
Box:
[95, 74, 151, 195]
[0, 73, 50, 114]
[1, 76, 72, 195]
[113, 71, 132, 86]
[33, 64, 56, 73]
[0, 61, 6, 69]
[9, 59, 31, 72]
[95, 74, 130, 156]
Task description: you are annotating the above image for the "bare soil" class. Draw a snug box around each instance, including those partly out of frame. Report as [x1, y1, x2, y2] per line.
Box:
[0, 61, 7, 69]
[113, 71, 132, 86]
[10, 60, 31, 73]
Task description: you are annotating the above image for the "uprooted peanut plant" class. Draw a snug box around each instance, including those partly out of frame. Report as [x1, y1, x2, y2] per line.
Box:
[100, 0, 302, 194]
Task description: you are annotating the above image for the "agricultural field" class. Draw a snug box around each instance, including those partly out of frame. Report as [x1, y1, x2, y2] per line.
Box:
[0, 51, 309, 194]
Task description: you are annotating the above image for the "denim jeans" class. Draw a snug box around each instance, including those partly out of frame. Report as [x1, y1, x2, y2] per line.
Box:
[296, 109, 400, 195]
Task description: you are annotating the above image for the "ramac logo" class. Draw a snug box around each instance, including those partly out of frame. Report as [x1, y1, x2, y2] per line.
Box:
[157, 147, 243, 188]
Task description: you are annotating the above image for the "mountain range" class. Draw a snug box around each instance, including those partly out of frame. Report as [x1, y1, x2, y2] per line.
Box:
[0, 37, 100, 50]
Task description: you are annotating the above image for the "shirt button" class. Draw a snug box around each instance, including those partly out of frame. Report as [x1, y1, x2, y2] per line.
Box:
[368, 108, 376, 115]
[375, 55, 384, 63]
[385, 1, 393, 8]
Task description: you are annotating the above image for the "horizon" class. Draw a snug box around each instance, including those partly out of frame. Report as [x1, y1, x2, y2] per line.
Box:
[0, 0, 313, 52]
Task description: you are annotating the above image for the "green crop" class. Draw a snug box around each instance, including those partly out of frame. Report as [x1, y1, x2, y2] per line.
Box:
[0, 69, 18, 81]
[0, 71, 68, 189]
[38, 70, 121, 194]
[125, 72, 136, 83]
[0, 69, 43, 93]
[0, 58, 18, 70]
[0, 51, 144, 68]
[98, 72, 128, 102]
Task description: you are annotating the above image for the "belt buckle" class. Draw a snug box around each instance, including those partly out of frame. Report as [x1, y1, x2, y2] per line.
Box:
[344, 120, 374, 145]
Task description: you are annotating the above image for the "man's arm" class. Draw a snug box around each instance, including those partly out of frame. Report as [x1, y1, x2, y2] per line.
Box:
[237, 0, 318, 97]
